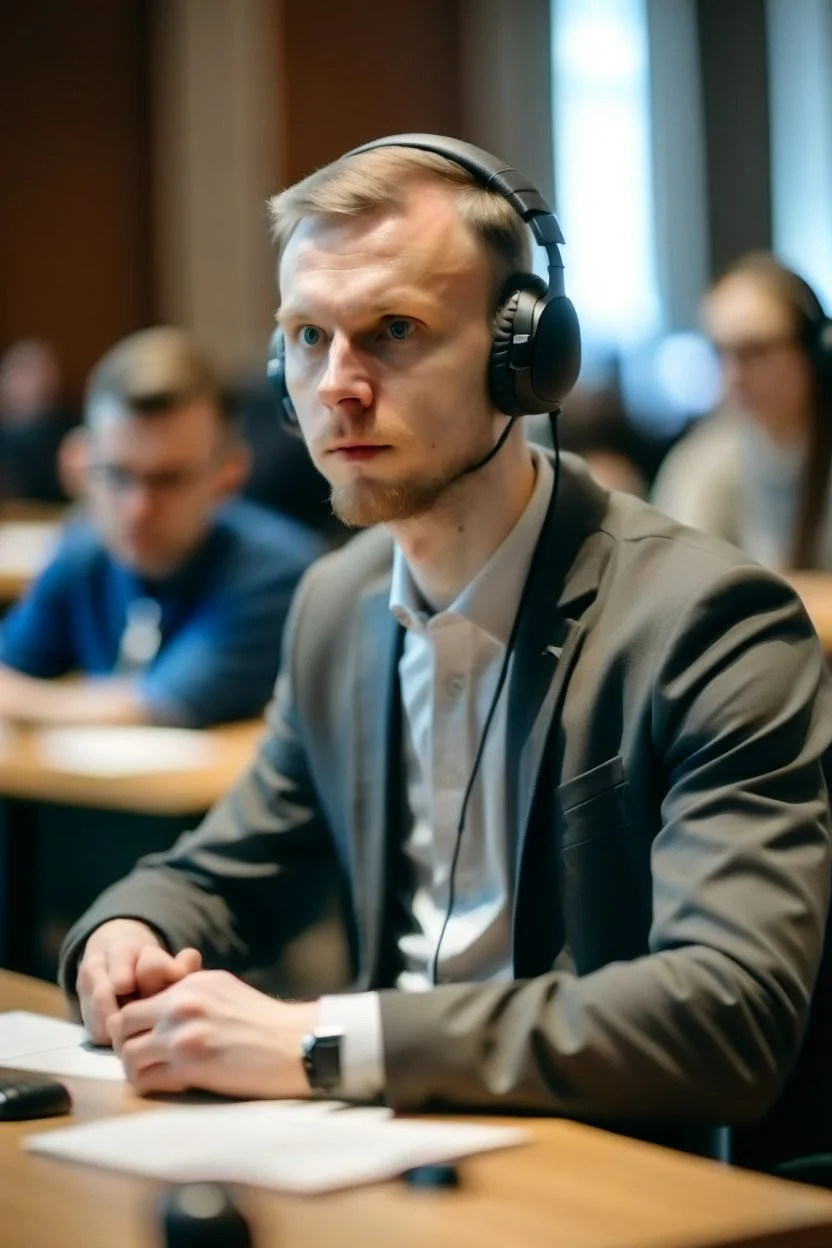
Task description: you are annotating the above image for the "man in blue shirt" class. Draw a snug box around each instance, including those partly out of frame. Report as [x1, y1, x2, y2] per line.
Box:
[0, 327, 324, 727]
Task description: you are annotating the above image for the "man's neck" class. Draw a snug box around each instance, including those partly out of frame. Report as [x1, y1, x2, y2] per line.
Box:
[386, 437, 538, 610]
[130, 517, 216, 589]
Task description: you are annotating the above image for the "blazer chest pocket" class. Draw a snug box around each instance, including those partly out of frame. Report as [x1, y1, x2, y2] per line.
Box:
[557, 755, 630, 850]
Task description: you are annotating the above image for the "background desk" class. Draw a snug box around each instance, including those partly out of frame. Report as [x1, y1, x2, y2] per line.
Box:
[0, 719, 262, 814]
[0, 518, 61, 602]
[3, 972, 832, 1248]
[0, 720, 263, 977]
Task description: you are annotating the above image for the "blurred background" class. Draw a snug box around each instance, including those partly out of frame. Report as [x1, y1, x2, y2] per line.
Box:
[2, 0, 830, 496]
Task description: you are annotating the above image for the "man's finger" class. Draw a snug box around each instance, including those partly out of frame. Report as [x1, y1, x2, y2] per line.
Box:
[105, 942, 143, 997]
[110, 990, 168, 1045]
[134, 945, 184, 999]
[131, 1062, 188, 1098]
[118, 1027, 164, 1074]
[174, 947, 202, 975]
[79, 963, 119, 1045]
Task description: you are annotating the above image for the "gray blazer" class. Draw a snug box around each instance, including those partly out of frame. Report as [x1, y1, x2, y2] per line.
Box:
[61, 453, 832, 1149]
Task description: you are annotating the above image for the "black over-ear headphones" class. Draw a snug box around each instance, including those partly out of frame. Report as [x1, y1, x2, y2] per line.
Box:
[266, 132, 581, 431]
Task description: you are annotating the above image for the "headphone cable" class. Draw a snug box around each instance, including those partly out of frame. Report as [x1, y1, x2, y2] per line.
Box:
[430, 412, 561, 985]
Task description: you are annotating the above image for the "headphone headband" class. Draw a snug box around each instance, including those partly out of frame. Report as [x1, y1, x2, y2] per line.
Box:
[344, 134, 565, 249]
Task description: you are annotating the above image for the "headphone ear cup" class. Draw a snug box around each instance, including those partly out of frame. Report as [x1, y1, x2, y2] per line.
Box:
[531, 294, 582, 405]
[266, 328, 301, 435]
[489, 289, 524, 417]
[488, 276, 581, 416]
[817, 319, 832, 378]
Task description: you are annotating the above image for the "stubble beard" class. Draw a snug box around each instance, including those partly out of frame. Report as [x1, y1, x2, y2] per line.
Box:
[324, 423, 500, 528]
[329, 473, 454, 528]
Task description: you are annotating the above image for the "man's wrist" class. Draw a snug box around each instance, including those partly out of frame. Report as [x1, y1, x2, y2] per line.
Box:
[84, 918, 163, 956]
[276, 1000, 319, 1098]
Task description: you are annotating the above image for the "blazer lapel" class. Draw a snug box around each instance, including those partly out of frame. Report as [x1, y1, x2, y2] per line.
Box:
[506, 457, 609, 901]
[351, 578, 404, 989]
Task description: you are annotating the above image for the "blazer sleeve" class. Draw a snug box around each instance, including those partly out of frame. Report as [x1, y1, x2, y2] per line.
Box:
[58, 567, 341, 998]
[377, 567, 832, 1126]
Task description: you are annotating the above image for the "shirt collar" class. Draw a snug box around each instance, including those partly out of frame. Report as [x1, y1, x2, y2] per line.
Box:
[390, 446, 554, 646]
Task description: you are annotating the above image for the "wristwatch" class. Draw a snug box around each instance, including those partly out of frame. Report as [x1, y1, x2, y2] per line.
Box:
[300, 1027, 343, 1093]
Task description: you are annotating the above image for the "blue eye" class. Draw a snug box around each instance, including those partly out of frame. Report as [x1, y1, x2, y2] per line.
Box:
[386, 319, 413, 342]
[301, 326, 321, 346]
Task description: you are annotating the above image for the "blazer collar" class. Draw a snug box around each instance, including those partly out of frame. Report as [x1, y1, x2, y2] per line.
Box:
[505, 453, 610, 913]
[351, 569, 404, 989]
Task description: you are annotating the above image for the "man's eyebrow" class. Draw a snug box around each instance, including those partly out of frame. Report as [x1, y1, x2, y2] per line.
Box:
[276, 294, 437, 326]
[275, 306, 304, 327]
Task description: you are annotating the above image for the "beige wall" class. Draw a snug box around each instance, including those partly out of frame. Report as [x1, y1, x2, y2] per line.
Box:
[151, 0, 278, 375]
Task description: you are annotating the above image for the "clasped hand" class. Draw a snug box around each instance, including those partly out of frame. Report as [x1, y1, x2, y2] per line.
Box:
[77, 920, 317, 1098]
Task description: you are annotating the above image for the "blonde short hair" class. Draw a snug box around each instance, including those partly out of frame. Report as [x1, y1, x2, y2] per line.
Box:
[268, 146, 532, 314]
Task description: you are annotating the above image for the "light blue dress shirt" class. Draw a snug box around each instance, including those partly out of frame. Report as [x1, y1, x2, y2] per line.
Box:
[319, 448, 555, 1098]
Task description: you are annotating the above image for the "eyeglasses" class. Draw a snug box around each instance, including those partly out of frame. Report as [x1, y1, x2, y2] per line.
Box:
[711, 335, 799, 366]
[87, 462, 219, 496]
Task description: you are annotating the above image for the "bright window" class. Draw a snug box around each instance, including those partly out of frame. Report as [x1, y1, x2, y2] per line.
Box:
[551, 0, 660, 347]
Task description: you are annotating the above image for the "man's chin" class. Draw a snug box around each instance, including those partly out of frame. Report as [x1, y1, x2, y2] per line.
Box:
[114, 544, 181, 580]
[330, 478, 445, 528]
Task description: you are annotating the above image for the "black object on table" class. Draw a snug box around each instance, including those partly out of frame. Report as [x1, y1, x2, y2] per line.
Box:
[160, 1183, 253, 1247]
[0, 1067, 72, 1119]
[403, 1163, 461, 1189]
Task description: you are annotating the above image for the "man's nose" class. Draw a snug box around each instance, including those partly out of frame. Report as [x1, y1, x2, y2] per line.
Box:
[121, 481, 155, 524]
[316, 334, 373, 410]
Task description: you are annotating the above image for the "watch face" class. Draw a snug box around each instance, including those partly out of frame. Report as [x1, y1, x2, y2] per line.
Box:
[301, 1029, 343, 1091]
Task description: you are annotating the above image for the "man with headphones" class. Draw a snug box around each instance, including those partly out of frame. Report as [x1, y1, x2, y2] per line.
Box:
[60, 136, 832, 1158]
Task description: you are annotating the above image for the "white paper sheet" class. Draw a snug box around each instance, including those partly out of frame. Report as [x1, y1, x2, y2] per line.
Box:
[0, 1011, 124, 1081]
[0, 1011, 81, 1060]
[11, 1042, 125, 1081]
[26, 1101, 527, 1194]
[37, 726, 220, 776]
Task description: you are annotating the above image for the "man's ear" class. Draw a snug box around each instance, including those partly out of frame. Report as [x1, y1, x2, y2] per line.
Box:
[213, 440, 252, 501]
[57, 426, 90, 499]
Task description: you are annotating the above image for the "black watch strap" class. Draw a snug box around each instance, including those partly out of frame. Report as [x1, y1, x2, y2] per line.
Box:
[301, 1028, 343, 1092]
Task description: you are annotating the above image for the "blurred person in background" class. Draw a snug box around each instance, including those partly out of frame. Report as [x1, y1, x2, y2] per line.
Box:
[230, 373, 351, 546]
[527, 385, 653, 498]
[0, 337, 77, 504]
[652, 254, 832, 569]
[0, 326, 325, 727]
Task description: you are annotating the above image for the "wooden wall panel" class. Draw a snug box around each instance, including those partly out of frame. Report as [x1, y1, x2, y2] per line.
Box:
[279, 0, 463, 185]
[0, 1, 152, 402]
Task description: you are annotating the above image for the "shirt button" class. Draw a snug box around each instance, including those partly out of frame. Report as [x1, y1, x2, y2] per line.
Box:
[446, 675, 465, 698]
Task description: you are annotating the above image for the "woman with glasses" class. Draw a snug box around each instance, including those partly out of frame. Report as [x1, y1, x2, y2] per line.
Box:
[652, 253, 832, 569]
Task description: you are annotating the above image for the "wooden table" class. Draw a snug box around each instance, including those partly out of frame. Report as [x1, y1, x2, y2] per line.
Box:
[0, 719, 263, 814]
[0, 720, 264, 974]
[0, 519, 62, 602]
[3, 974, 832, 1248]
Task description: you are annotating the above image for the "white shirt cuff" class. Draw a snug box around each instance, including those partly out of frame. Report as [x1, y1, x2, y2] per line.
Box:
[318, 992, 385, 1101]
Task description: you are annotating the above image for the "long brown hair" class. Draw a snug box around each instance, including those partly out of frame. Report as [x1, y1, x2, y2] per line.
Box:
[711, 253, 832, 569]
